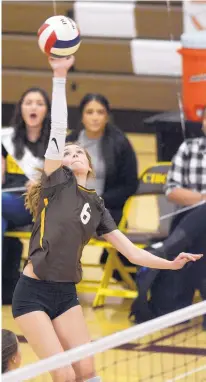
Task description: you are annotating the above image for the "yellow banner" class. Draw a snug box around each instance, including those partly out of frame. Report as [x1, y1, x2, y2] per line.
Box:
[6, 154, 24, 175]
[142, 173, 167, 184]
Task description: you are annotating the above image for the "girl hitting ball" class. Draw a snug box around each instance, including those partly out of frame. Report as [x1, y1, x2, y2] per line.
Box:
[12, 56, 203, 382]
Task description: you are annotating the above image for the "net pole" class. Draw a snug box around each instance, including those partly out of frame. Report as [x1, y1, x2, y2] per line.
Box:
[2, 301, 206, 382]
[166, 0, 186, 140]
[52, 0, 57, 15]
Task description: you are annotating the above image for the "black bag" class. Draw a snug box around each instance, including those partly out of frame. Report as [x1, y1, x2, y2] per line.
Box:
[129, 266, 160, 323]
[129, 248, 167, 324]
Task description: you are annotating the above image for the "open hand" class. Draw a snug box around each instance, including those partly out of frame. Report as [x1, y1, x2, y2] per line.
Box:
[171, 252, 203, 270]
[48, 56, 75, 77]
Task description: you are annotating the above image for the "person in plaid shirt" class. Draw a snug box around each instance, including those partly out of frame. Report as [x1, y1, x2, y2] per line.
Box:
[166, 108, 206, 208]
[153, 108, 206, 326]
[131, 109, 206, 328]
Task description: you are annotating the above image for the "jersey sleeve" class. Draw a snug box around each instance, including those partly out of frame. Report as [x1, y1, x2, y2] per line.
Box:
[96, 198, 117, 236]
[42, 167, 73, 189]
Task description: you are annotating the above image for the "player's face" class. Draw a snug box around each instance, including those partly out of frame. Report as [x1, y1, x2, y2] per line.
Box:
[21, 92, 47, 130]
[62, 145, 91, 175]
[82, 100, 108, 136]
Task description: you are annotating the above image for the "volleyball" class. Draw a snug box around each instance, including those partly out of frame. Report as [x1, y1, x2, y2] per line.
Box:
[38, 15, 81, 57]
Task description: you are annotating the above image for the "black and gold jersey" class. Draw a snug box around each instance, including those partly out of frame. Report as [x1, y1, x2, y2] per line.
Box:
[28, 166, 117, 282]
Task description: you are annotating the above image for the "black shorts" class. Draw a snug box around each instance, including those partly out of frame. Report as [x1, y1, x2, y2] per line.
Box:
[12, 274, 80, 320]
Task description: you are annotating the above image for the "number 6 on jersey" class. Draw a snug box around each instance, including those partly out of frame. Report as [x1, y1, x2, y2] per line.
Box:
[80, 203, 91, 225]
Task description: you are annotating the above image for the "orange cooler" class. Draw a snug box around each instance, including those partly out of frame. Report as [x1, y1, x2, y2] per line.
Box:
[178, 31, 206, 121]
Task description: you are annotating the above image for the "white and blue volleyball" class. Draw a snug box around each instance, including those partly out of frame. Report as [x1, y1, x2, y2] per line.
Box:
[38, 15, 81, 57]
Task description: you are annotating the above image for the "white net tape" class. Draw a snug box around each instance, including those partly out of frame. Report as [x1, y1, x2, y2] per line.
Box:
[2, 301, 206, 382]
[165, 364, 206, 382]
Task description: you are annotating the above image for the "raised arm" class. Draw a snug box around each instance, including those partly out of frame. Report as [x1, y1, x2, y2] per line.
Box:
[103, 230, 203, 270]
[44, 56, 75, 176]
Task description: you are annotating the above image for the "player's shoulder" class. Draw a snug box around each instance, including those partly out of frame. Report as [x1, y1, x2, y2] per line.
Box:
[185, 137, 203, 145]
[90, 193, 105, 211]
[183, 137, 205, 152]
[41, 166, 74, 191]
[177, 138, 200, 154]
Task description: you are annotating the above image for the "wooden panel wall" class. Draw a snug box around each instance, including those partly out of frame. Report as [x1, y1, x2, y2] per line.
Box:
[2, 1, 183, 111]
[2, 36, 133, 74]
[135, 3, 182, 40]
[2, 2, 73, 33]
[2, 69, 180, 111]
[2, 1, 182, 39]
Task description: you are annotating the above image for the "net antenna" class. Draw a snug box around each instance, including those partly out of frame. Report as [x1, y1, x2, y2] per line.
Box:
[166, 0, 186, 140]
[52, 0, 57, 16]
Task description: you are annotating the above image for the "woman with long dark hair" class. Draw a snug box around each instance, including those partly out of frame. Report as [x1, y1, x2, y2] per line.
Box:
[66, 93, 138, 279]
[2, 87, 51, 303]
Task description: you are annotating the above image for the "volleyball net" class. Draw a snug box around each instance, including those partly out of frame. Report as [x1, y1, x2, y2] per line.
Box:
[2, 301, 206, 382]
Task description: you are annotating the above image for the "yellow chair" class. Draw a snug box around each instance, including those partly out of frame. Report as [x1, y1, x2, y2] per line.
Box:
[86, 162, 172, 307]
[119, 162, 172, 240]
[4, 162, 172, 308]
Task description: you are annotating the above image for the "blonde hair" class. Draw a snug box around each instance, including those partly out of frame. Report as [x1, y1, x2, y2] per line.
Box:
[25, 143, 95, 220]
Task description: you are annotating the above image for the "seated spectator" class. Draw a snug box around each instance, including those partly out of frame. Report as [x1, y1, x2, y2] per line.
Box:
[131, 107, 206, 328]
[2, 329, 21, 373]
[66, 93, 138, 279]
[2, 87, 51, 304]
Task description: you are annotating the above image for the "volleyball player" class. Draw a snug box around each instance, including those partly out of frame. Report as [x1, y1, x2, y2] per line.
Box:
[12, 56, 203, 382]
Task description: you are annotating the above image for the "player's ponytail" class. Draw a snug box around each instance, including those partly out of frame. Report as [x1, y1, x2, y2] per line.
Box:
[24, 173, 43, 220]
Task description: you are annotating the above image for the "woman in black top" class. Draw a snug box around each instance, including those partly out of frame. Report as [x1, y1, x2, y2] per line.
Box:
[66, 93, 138, 223]
[66, 93, 138, 280]
[11, 57, 202, 382]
